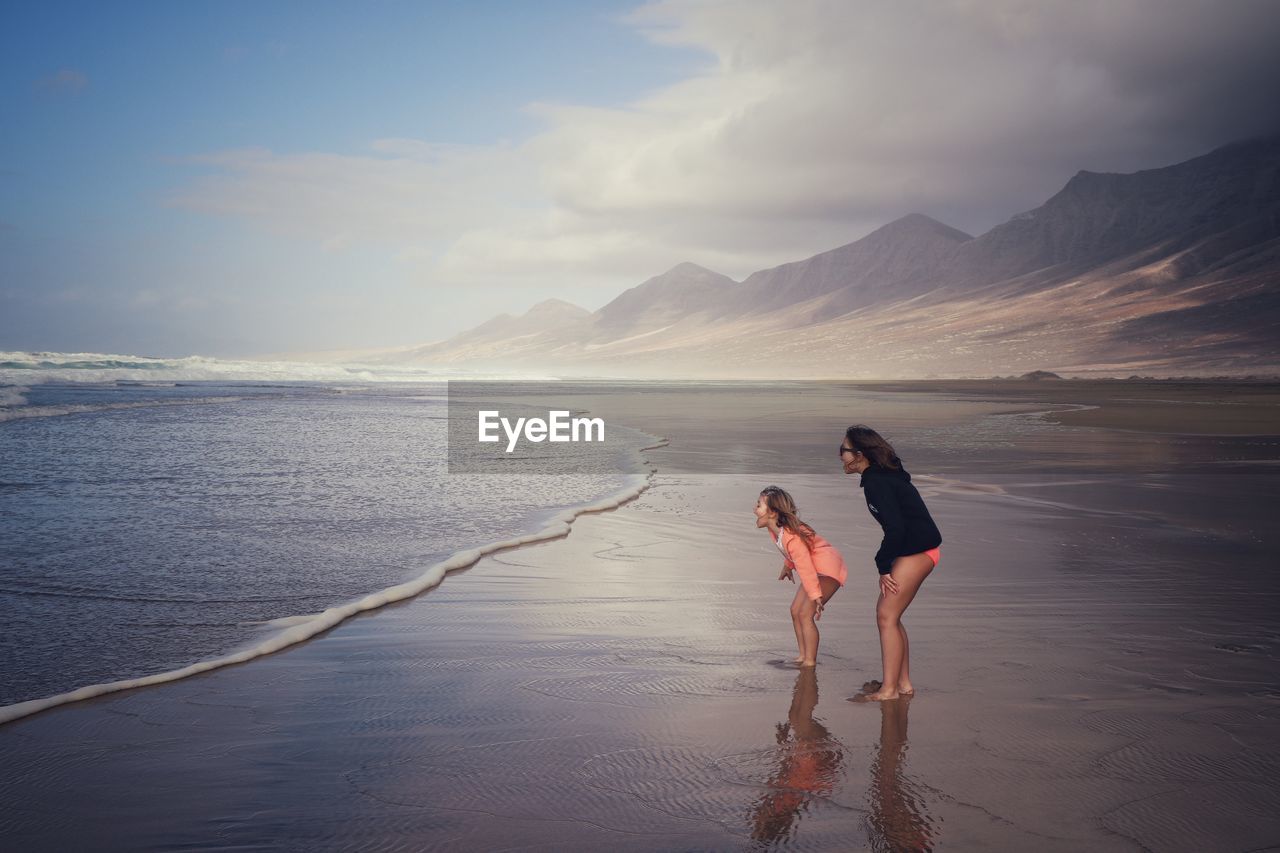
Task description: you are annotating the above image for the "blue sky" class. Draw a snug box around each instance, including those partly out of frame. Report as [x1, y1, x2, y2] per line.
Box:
[3, 0, 1278, 357]
[2, 1, 701, 354]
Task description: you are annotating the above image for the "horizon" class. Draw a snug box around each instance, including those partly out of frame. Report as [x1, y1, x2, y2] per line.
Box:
[4, 0, 1280, 358]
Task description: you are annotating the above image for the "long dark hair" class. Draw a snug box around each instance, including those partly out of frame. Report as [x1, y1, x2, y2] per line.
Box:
[760, 486, 816, 552]
[845, 424, 901, 470]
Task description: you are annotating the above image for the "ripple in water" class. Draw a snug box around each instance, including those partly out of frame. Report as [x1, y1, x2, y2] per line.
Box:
[0, 381, 651, 708]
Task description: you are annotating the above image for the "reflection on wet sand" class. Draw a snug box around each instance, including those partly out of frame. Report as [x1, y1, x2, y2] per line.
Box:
[867, 696, 937, 852]
[748, 668, 845, 845]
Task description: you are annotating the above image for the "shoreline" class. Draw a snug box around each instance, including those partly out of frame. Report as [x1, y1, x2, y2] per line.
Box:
[0, 439, 667, 727]
[852, 379, 1280, 434]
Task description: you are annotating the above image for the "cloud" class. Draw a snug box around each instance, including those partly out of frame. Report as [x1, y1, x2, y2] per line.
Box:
[170, 141, 535, 254]
[34, 68, 88, 94]
[169, 0, 1280, 289]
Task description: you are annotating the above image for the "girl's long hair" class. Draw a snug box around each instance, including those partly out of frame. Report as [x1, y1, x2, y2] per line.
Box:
[760, 486, 816, 552]
[844, 424, 901, 470]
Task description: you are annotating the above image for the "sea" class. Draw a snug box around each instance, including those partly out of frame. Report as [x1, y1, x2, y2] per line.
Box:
[0, 352, 655, 715]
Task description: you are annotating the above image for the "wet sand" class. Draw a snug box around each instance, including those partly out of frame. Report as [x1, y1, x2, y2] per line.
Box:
[864, 379, 1280, 434]
[3, 383, 1279, 850]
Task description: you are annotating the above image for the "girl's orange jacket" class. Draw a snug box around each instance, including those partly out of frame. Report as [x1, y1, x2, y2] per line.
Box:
[773, 526, 848, 601]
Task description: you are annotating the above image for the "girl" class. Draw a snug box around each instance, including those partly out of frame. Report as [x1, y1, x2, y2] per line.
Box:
[755, 486, 848, 667]
[840, 425, 942, 702]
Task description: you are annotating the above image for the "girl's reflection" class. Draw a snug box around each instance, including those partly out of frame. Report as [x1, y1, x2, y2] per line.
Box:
[748, 668, 845, 844]
[867, 695, 937, 852]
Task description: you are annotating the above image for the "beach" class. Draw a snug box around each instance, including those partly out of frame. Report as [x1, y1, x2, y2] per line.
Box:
[3, 381, 1279, 850]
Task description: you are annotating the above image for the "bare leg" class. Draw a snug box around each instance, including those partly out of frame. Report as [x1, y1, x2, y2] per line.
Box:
[898, 623, 913, 695]
[797, 577, 841, 667]
[853, 555, 933, 702]
[789, 585, 807, 663]
[858, 628, 913, 692]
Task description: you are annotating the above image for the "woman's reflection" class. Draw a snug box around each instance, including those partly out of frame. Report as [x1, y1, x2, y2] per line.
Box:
[867, 695, 937, 852]
[748, 667, 846, 845]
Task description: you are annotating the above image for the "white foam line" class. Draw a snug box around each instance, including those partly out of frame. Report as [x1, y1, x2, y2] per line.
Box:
[0, 350, 561, 383]
[0, 438, 670, 727]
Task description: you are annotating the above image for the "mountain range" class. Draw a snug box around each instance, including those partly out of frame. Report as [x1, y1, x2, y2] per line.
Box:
[383, 136, 1280, 378]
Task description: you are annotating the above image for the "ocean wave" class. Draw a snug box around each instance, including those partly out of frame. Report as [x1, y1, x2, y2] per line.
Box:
[0, 438, 669, 726]
[0, 350, 558, 384]
[0, 384, 29, 408]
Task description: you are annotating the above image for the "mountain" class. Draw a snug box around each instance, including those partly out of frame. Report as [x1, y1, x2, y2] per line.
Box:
[388, 298, 590, 363]
[734, 213, 973, 321]
[951, 135, 1280, 288]
[390, 136, 1280, 377]
[460, 298, 591, 342]
[591, 263, 738, 339]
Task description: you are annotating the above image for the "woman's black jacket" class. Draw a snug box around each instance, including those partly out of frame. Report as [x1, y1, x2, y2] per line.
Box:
[859, 464, 942, 574]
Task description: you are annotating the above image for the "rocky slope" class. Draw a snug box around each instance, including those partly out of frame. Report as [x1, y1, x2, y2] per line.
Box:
[391, 136, 1280, 377]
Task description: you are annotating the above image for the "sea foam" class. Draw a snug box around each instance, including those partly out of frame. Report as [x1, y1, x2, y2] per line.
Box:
[0, 385, 28, 408]
[0, 350, 554, 385]
[0, 440, 668, 726]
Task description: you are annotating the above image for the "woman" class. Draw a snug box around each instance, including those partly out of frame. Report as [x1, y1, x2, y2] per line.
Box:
[754, 486, 848, 667]
[840, 425, 941, 702]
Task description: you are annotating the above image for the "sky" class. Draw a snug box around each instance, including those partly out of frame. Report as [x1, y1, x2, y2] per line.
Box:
[3, 0, 1280, 358]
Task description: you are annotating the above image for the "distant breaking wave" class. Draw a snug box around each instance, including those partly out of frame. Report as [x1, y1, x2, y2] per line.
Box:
[0, 385, 28, 408]
[0, 350, 550, 385]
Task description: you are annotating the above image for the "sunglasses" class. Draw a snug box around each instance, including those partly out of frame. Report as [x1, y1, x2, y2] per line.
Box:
[838, 445, 858, 457]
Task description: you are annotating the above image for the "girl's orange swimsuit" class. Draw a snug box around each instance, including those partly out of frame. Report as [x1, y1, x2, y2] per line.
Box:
[773, 527, 848, 601]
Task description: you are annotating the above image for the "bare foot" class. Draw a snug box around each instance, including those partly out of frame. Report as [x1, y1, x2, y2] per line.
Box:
[859, 679, 914, 696]
[798, 659, 817, 668]
[794, 656, 806, 665]
[848, 689, 900, 703]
